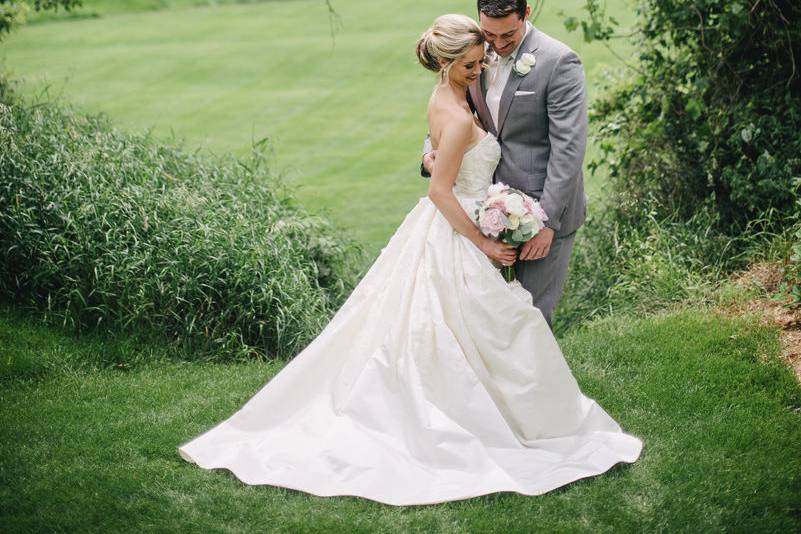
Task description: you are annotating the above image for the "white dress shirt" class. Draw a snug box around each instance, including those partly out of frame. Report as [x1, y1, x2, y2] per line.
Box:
[484, 21, 533, 131]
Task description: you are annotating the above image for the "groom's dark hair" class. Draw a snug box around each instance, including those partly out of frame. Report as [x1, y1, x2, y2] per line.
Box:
[477, 0, 527, 19]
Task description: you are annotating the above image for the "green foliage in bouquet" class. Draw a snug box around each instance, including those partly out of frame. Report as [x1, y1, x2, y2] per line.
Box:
[502, 220, 539, 246]
[0, 84, 363, 360]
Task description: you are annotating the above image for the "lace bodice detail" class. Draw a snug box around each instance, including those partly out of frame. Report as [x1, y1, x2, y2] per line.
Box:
[452, 133, 501, 198]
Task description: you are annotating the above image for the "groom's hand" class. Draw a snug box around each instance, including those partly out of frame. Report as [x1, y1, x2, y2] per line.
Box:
[423, 150, 437, 175]
[520, 228, 555, 261]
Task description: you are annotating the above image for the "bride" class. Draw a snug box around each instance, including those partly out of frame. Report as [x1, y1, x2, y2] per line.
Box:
[178, 14, 643, 506]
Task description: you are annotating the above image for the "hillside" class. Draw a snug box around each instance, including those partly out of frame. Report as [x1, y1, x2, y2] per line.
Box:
[1, 0, 636, 253]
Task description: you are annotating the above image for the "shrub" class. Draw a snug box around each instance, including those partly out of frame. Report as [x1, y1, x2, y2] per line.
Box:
[0, 87, 363, 360]
[586, 0, 801, 233]
[552, 0, 801, 333]
[553, 199, 743, 334]
[0, 0, 82, 36]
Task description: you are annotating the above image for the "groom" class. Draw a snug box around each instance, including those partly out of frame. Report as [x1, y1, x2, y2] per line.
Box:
[422, 0, 588, 328]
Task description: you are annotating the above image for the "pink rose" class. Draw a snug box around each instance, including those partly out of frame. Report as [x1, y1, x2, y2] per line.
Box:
[534, 203, 548, 222]
[479, 208, 506, 237]
[490, 198, 507, 211]
[523, 197, 537, 214]
[524, 197, 549, 222]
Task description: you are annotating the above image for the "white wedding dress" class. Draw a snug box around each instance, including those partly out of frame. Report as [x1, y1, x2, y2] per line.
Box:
[178, 133, 643, 506]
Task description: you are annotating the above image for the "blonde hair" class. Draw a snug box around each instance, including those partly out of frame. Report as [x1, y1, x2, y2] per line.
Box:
[416, 14, 484, 85]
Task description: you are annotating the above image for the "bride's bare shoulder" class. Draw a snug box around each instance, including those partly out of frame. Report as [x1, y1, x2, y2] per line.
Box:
[428, 96, 474, 147]
[428, 92, 471, 121]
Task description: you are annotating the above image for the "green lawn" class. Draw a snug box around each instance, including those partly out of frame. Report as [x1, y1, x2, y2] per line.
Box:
[4, 4, 800, 532]
[2, 304, 800, 532]
[2, 0, 636, 254]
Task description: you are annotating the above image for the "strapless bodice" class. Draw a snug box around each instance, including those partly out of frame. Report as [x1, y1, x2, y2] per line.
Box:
[452, 133, 501, 199]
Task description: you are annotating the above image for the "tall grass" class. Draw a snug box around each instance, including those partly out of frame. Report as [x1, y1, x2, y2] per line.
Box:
[553, 197, 778, 335]
[0, 83, 363, 360]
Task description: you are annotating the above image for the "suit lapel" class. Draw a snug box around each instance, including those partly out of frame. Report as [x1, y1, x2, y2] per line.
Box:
[496, 27, 540, 135]
[469, 76, 496, 136]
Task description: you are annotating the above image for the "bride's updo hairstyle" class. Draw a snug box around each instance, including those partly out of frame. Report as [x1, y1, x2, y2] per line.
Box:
[416, 14, 484, 84]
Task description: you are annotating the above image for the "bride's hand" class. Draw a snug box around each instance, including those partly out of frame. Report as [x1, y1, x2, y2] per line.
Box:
[423, 150, 437, 175]
[479, 238, 518, 266]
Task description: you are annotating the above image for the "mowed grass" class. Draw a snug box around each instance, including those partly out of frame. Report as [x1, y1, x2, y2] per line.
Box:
[2, 304, 800, 533]
[27, 0, 255, 18]
[1, 0, 636, 254]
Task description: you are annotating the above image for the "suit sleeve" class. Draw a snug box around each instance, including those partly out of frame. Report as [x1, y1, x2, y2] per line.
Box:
[541, 50, 587, 232]
[420, 134, 433, 178]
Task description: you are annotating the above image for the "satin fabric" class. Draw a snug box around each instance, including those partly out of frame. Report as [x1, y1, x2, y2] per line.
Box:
[178, 134, 643, 506]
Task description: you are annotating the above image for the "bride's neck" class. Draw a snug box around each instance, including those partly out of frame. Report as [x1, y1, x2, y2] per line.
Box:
[433, 83, 468, 105]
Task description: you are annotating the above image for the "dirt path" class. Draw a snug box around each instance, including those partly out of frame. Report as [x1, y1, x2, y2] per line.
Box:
[719, 262, 801, 383]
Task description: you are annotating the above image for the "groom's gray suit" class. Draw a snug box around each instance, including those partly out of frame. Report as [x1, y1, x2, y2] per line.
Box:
[423, 25, 588, 327]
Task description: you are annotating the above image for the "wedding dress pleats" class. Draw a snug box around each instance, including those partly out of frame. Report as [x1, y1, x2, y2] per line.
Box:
[178, 135, 642, 505]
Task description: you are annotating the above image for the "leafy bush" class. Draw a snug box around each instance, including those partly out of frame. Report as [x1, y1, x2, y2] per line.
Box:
[0, 0, 81, 36]
[0, 86, 363, 360]
[551, 0, 801, 332]
[587, 0, 801, 233]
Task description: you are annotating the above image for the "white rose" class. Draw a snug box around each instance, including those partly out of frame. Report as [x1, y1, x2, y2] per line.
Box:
[487, 183, 506, 196]
[520, 53, 536, 67]
[514, 60, 531, 75]
[508, 214, 520, 230]
[505, 194, 526, 217]
[485, 194, 504, 206]
[520, 214, 535, 225]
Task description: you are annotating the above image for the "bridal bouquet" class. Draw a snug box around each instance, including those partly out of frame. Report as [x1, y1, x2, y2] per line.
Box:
[474, 183, 549, 282]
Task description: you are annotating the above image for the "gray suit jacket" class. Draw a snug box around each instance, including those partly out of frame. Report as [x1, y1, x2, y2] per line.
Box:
[423, 27, 588, 238]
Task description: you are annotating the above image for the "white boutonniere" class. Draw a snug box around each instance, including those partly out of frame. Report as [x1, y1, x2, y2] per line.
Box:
[513, 53, 536, 76]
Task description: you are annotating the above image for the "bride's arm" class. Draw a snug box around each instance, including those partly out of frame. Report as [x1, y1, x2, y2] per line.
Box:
[428, 117, 517, 265]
